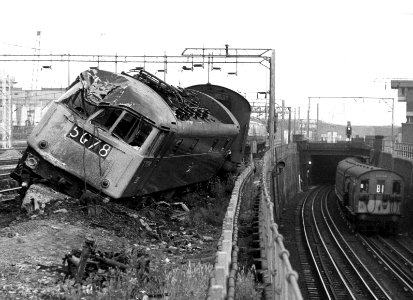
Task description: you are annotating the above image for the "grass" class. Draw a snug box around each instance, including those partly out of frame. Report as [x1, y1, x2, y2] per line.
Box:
[46, 260, 261, 300]
[41, 261, 212, 299]
[235, 268, 263, 300]
[38, 175, 262, 299]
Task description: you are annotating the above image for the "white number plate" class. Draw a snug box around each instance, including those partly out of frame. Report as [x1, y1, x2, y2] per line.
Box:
[67, 125, 112, 158]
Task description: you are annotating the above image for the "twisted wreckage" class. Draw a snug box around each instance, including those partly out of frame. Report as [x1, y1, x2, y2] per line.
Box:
[12, 68, 251, 203]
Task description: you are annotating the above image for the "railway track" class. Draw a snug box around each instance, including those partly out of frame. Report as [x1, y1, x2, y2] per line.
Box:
[0, 156, 19, 175]
[0, 159, 19, 166]
[359, 235, 413, 293]
[0, 173, 11, 180]
[297, 187, 328, 299]
[395, 237, 413, 257]
[301, 186, 391, 299]
[377, 236, 413, 274]
[0, 186, 21, 202]
[0, 146, 25, 153]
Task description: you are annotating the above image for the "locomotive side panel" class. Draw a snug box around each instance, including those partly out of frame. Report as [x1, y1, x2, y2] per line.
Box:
[188, 85, 251, 167]
[123, 134, 235, 196]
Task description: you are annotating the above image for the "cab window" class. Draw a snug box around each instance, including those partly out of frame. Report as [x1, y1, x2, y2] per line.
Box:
[172, 139, 183, 154]
[360, 179, 369, 193]
[209, 139, 219, 152]
[393, 181, 401, 194]
[221, 138, 231, 151]
[129, 122, 153, 148]
[57, 80, 98, 117]
[92, 108, 122, 130]
[189, 139, 199, 152]
[91, 109, 153, 148]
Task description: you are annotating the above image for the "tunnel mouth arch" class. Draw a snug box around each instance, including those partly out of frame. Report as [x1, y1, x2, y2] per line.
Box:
[308, 155, 366, 185]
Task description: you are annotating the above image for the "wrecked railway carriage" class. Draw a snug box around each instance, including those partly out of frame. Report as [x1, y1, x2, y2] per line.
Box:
[12, 69, 251, 200]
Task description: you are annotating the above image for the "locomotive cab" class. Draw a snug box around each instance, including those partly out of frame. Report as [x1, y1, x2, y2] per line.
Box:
[13, 69, 245, 201]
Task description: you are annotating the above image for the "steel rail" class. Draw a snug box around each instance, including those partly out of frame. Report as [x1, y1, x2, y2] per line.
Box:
[322, 190, 389, 300]
[368, 237, 413, 287]
[377, 236, 413, 271]
[396, 238, 413, 257]
[360, 235, 413, 292]
[301, 186, 345, 300]
[310, 187, 357, 299]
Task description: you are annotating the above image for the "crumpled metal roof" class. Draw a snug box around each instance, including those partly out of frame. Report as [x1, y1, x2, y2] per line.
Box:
[78, 69, 178, 129]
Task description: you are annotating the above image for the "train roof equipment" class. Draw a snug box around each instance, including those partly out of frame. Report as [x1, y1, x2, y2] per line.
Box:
[337, 158, 403, 180]
[56, 69, 240, 133]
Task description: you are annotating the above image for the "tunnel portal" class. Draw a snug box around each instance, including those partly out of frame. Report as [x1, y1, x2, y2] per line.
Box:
[309, 155, 350, 184]
[297, 141, 371, 189]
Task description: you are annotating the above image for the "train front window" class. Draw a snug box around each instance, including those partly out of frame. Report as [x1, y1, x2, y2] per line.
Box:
[91, 108, 153, 149]
[129, 121, 152, 148]
[57, 80, 98, 118]
[112, 112, 138, 140]
[360, 180, 369, 193]
[393, 181, 401, 194]
[91, 108, 122, 130]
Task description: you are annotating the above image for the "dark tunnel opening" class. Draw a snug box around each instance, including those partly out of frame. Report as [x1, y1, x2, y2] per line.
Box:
[309, 155, 350, 185]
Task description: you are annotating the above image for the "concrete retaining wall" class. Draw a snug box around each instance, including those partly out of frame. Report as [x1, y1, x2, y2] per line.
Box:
[271, 144, 300, 221]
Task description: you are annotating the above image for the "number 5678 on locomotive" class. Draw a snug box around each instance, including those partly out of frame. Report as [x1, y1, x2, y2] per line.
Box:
[11, 69, 251, 201]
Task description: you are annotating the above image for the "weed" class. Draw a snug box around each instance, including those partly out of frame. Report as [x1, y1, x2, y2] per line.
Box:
[235, 268, 262, 300]
[42, 261, 212, 300]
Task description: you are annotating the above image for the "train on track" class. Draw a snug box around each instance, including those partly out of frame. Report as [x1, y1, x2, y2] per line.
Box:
[245, 118, 267, 156]
[11, 69, 251, 201]
[335, 157, 404, 234]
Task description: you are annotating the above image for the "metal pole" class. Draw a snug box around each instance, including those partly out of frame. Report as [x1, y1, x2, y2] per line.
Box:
[8, 77, 12, 148]
[392, 98, 394, 151]
[316, 103, 319, 142]
[265, 102, 268, 121]
[269, 50, 275, 162]
[307, 97, 310, 140]
[1, 78, 5, 148]
[281, 100, 285, 145]
[67, 53, 70, 86]
[207, 55, 210, 84]
[164, 55, 167, 81]
[288, 107, 291, 144]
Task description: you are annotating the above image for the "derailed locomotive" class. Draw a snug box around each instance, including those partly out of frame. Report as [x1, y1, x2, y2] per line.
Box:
[335, 158, 404, 234]
[12, 69, 251, 200]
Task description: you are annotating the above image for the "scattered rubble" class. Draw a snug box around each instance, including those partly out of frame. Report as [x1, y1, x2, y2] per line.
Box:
[0, 182, 226, 298]
[21, 183, 69, 213]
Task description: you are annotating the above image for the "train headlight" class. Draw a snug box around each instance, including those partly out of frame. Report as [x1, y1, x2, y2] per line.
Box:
[25, 154, 39, 169]
[101, 179, 110, 189]
[38, 140, 48, 149]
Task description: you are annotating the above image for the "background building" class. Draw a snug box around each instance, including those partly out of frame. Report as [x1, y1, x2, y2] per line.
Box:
[0, 77, 64, 147]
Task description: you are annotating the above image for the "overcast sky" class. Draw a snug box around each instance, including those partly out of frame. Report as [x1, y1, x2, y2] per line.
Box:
[1, 0, 413, 126]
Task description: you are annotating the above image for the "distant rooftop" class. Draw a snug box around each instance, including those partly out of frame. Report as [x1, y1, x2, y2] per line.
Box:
[391, 80, 413, 88]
